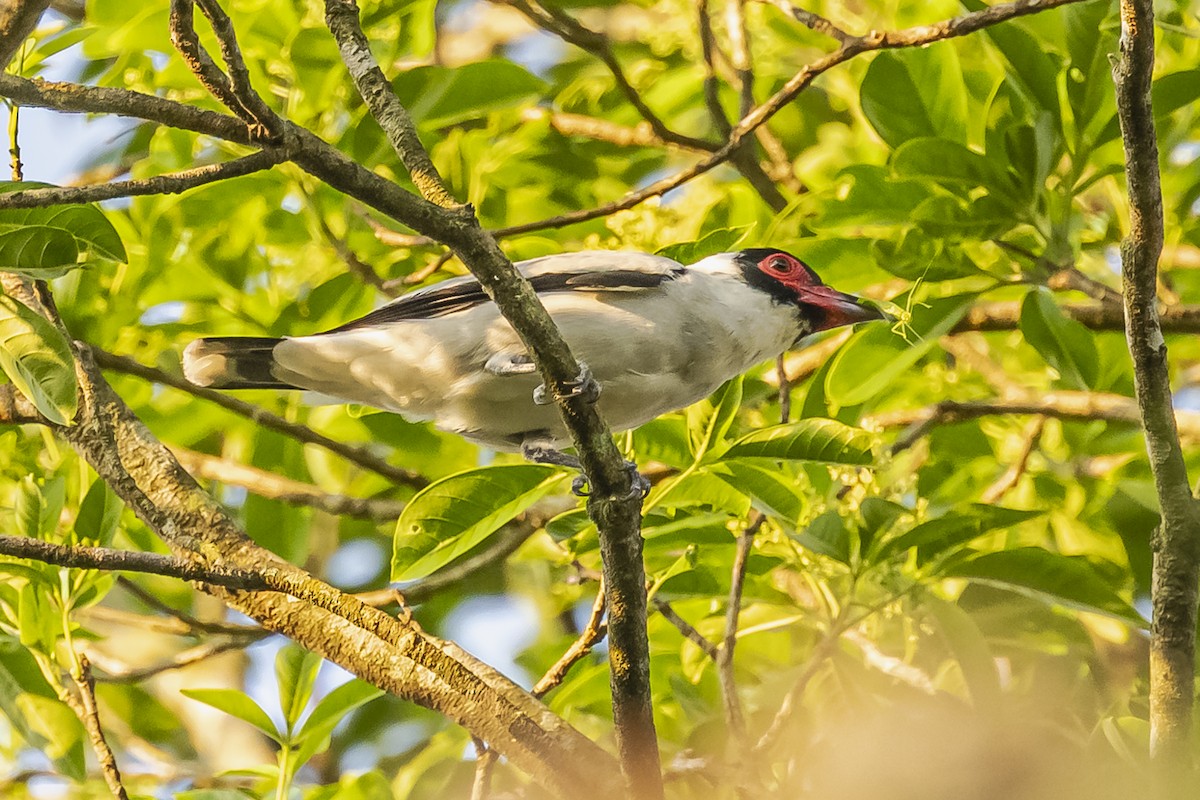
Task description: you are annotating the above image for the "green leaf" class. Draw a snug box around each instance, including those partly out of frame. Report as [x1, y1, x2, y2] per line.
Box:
[860, 46, 968, 148]
[276, 645, 323, 734]
[294, 680, 383, 746]
[816, 165, 934, 230]
[656, 471, 752, 516]
[292, 680, 383, 769]
[0, 184, 127, 276]
[17, 693, 85, 779]
[392, 60, 546, 128]
[791, 511, 850, 564]
[392, 465, 565, 581]
[891, 138, 999, 188]
[1020, 289, 1099, 389]
[0, 292, 78, 425]
[723, 419, 875, 465]
[874, 505, 1042, 563]
[944, 548, 1145, 625]
[688, 376, 743, 460]
[707, 460, 806, 524]
[75, 479, 123, 546]
[824, 294, 971, 407]
[924, 597, 1001, 710]
[871, 233, 979, 283]
[181, 688, 281, 742]
[656, 225, 751, 265]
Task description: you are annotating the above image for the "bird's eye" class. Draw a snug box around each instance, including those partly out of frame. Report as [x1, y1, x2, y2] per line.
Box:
[768, 257, 792, 273]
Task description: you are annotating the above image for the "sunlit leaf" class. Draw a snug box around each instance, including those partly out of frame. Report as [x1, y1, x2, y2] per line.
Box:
[723, 419, 875, 465]
[0, 292, 78, 425]
[392, 465, 565, 581]
[182, 689, 281, 742]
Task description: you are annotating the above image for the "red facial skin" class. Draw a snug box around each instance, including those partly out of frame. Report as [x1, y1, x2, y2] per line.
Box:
[755, 252, 886, 333]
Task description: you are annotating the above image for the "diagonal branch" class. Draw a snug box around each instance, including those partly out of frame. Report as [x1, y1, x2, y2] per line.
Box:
[491, 0, 1091, 236]
[319, 4, 661, 795]
[503, 0, 718, 152]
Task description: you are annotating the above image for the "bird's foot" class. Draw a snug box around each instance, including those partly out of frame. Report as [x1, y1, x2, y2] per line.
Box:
[521, 441, 649, 501]
[533, 362, 601, 405]
[571, 460, 651, 501]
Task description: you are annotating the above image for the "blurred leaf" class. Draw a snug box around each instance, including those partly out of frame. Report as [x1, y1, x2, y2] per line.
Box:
[825, 295, 971, 407]
[861, 46, 968, 147]
[0, 292, 78, 425]
[891, 138, 999, 188]
[944, 548, 1145, 625]
[293, 679, 383, 768]
[874, 505, 1043, 563]
[723, 419, 874, 465]
[75, 478, 123, 546]
[688, 376, 743, 460]
[276, 645, 323, 733]
[707, 460, 806, 525]
[925, 597, 1001, 710]
[17, 693, 85, 779]
[392, 60, 546, 128]
[656, 225, 750, 265]
[791, 510, 850, 564]
[392, 465, 565, 581]
[1020, 289, 1099, 389]
[182, 688, 281, 742]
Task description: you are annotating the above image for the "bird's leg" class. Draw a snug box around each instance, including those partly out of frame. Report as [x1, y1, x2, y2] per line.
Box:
[532, 361, 601, 405]
[521, 438, 650, 500]
[484, 352, 537, 376]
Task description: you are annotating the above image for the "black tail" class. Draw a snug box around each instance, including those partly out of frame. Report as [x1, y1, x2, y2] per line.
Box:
[182, 336, 297, 390]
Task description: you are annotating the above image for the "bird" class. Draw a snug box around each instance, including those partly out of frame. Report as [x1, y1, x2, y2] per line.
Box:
[183, 248, 886, 470]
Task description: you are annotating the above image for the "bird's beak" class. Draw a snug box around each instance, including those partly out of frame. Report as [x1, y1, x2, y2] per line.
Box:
[800, 286, 893, 333]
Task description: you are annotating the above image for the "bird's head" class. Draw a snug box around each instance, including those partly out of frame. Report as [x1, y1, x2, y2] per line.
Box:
[728, 248, 890, 338]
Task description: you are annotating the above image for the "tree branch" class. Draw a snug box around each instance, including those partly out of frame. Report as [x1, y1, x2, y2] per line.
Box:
[0, 534, 271, 590]
[170, 446, 407, 520]
[492, 0, 1090, 236]
[319, 5, 662, 794]
[0, 0, 51, 70]
[533, 581, 607, 698]
[68, 654, 130, 800]
[0, 382, 45, 424]
[758, 0, 850, 42]
[0, 149, 285, 208]
[1112, 0, 1200, 774]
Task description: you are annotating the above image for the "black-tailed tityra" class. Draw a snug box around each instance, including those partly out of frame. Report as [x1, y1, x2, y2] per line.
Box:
[183, 248, 885, 462]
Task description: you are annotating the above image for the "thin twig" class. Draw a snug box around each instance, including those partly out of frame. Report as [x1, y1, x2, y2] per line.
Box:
[534, 581, 607, 697]
[725, 0, 755, 119]
[192, 0, 282, 136]
[775, 354, 792, 424]
[716, 513, 765, 738]
[92, 637, 265, 683]
[504, 0, 718, 151]
[470, 738, 498, 800]
[69, 654, 130, 800]
[171, 446, 407, 520]
[980, 417, 1044, 503]
[653, 598, 719, 660]
[91, 348, 426, 488]
[0, 149, 286, 208]
[758, 0, 851, 42]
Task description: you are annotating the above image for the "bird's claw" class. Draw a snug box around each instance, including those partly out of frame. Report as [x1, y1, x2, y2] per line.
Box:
[534, 363, 601, 406]
[571, 460, 650, 501]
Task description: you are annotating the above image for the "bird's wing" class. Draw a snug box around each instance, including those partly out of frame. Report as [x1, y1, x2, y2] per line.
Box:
[322, 251, 684, 334]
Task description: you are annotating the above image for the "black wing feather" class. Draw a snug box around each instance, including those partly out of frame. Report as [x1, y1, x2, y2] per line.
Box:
[323, 268, 679, 334]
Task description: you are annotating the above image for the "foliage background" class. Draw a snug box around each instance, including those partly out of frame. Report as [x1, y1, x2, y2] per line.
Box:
[1, 0, 1199, 796]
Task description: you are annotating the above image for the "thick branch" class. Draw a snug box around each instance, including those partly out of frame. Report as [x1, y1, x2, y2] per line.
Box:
[0, 0, 51, 70]
[956, 300, 1200, 333]
[0, 270, 619, 795]
[1113, 0, 1200, 771]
